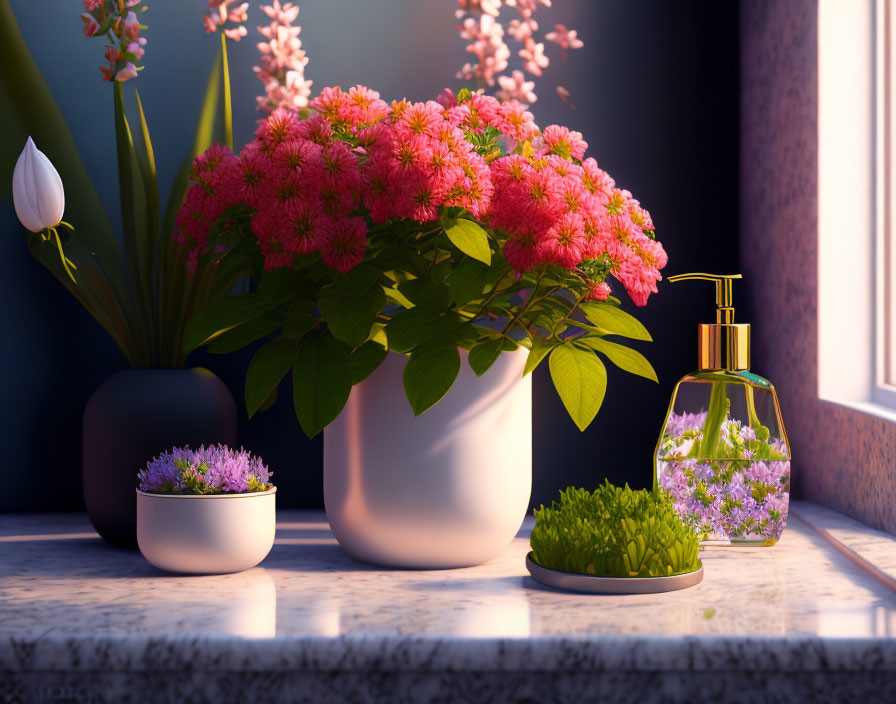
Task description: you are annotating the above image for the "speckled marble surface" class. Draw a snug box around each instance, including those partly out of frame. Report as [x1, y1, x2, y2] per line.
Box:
[1, 505, 895, 703]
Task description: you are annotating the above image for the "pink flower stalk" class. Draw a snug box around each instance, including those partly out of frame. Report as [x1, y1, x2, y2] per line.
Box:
[457, 15, 510, 86]
[80, 1, 148, 82]
[203, 0, 249, 41]
[454, 0, 582, 106]
[254, 1, 313, 113]
[176, 86, 666, 307]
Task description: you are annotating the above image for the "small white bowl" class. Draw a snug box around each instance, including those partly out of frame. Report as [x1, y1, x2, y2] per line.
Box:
[137, 488, 276, 574]
[526, 552, 703, 594]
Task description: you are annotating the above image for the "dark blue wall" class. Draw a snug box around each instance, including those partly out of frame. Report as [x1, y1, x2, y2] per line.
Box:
[1, 0, 739, 511]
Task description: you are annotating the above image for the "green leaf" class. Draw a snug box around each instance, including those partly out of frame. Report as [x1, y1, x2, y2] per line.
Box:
[246, 339, 299, 418]
[207, 317, 283, 354]
[523, 337, 558, 376]
[397, 278, 451, 312]
[113, 82, 153, 342]
[318, 283, 385, 349]
[579, 302, 652, 341]
[549, 344, 607, 431]
[384, 307, 441, 353]
[332, 262, 382, 293]
[258, 267, 303, 303]
[403, 337, 461, 416]
[292, 336, 352, 438]
[183, 294, 275, 351]
[440, 213, 491, 265]
[349, 340, 388, 384]
[468, 337, 504, 376]
[446, 257, 491, 306]
[576, 337, 658, 382]
[281, 312, 317, 340]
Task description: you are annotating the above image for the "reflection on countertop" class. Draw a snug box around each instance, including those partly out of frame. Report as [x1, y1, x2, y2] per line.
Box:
[0, 503, 894, 703]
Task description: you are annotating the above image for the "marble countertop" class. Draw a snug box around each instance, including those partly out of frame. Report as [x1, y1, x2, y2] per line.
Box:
[1, 502, 895, 703]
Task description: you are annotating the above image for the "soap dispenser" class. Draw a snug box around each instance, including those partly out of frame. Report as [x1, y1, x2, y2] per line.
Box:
[654, 274, 791, 546]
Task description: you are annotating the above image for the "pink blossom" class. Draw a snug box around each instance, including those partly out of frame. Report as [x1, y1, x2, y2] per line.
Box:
[255, 1, 312, 112]
[519, 39, 549, 76]
[320, 216, 367, 272]
[80, 13, 100, 37]
[497, 70, 536, 105]
[203, 1, 248, 41]
[556, 85, 575, 109]
[544, 24, 583, 50]
[175, 84, 666, 305]
[114, 62, 138, 82]
[507, 17, 537, 42]
[542, 125, 588, 160]
[81, 0, 148, 81]
[126, 39, 146, 61]
[457, 15, 510, 86]
[456, 0, 503, 18]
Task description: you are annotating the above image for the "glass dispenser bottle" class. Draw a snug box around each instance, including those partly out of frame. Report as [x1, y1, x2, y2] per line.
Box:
[654, 274, 791, 546]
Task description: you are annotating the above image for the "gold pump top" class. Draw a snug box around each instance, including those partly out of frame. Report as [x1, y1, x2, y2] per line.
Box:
[668, 273, 750, 371]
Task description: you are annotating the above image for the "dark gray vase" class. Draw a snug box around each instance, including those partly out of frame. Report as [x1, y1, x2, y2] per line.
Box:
[83, 368, 238, 548]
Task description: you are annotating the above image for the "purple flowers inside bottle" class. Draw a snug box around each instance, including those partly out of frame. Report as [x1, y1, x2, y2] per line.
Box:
[138, 445, 272, 495]
[656, 412, 790, 544]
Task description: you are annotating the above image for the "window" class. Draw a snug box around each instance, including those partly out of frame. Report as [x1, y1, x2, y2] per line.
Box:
[818, 0, 896, 419]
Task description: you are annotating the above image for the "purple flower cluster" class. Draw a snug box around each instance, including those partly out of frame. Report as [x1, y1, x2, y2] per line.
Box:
[138, 445, 272, 495]
[657, 414, 790, 543]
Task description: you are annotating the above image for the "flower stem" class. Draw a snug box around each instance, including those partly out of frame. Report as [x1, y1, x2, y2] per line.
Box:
[220, 31, 233, 150]
[700, 381, 728, 458]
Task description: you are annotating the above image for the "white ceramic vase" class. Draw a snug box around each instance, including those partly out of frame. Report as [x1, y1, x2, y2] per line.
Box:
[324, 347, 532, 569]
[136, 488, 276, 574]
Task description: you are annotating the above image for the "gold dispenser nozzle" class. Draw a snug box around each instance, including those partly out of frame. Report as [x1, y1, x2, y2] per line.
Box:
[668, 273, 750, 371]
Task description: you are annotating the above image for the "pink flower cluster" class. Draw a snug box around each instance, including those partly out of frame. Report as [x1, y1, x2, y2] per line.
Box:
[203, 0, 249, 41]
[176, 86, 666, 305]
[489, 124, 666, 305]
[254, 1, 313, 113]
[455, 0, 583, 106]
[80, 0, 147, 82]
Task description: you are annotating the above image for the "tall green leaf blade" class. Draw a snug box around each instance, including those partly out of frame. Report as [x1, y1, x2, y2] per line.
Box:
[549, 344, 607, 431]
[208, 317, 283, 353]
[134, 91, 159, 256]
[292, 336, 352, 438]
[183, 294, 275, 351]
[158, 50, 222, 364]
[579, 302, 652, 341]
[440, 213, 491, 265]
[403, 337, 461, 416]
[576, 336, 658, 382]
[113, 81, 154, 355]
[246, 338, 299, 418]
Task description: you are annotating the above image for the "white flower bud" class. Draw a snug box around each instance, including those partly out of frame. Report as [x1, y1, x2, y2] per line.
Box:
[12, 137, 65, 233]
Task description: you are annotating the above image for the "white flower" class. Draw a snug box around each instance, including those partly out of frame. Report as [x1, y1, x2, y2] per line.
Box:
[12, 137, 64, 233]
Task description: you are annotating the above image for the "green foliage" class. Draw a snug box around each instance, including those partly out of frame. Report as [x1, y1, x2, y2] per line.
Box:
[530, 482, 702, 578]
[245, 339, 299, 418]
[579, 302, 652, 341]
[549, 345, 607, 431]
[403, 336, 461, 416]
[292, 336, 352, 438]
[2, 4, 246, 367]
[440, 212, 492, 264]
